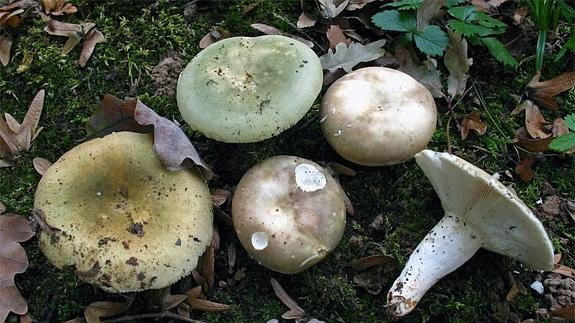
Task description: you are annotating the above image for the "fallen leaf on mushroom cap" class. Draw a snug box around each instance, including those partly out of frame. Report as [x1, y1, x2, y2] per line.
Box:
[525, 103, 551, 139]
[0, 215, 35, 323]
[42, 0, 77, 16]
[515, 155, 535, 182]
[395, 45, 443, 98]
[250, 23, 313, 47]
[0, 35, 12, 66]
[319, 39, 386, 73]
[0, 89, 44, 166]
[444, 30, 472, 99]
[32, 157, 52, 176]
[326, 24, 351, 50]
[460, 112, 487, 140]
[526, 71, 575, 110]
[318, 0, 349, 18]
[78, 28, 104, 67]
[133, 99, 213, 179]
[86, 95, 153, 137]
[84, 301, 130, 323]
[270, 278, 306, 319]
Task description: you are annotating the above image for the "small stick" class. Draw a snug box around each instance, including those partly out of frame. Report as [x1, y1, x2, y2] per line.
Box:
[102, 311, 205, 323]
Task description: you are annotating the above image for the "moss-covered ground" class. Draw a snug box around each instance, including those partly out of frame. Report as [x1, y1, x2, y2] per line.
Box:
[0, 0, 574, 322]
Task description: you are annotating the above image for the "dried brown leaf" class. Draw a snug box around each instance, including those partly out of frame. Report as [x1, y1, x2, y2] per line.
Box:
[0, 201, 5, 214]
[185, 286, 202, 302]
[198, 230, 217, 292]
[515, 155, 535, 182]
[282, 310, 306, 320]
[199, 28, 231, 49]
[552, 264, 575, 279]
[270, 278, 306, 315]
[326, 24, 351, 50]
[444, 30, 471, 99]
[33, 157, 52, 176]
[42, 14, 96, 55]
[527, 72, 575, 110]
[552, 118, 570, 137]
[211, 189, 231, 207]
[242, 3, 258, 16]
[512, 6, 528, 25]
[133, 100, 213, 179]
[551, 305, 575, 320]
[351, 255, 396, 271]
[177, 302, 190, 318]
[187, 299, 231, 312]
[511, 99, 532, 115]
[319, 0, 349, 18]
[86, 95, 152, 137]
[0, 35, 12, 66]
[554, 254, 562, 265]
[417, 0, 445, 29]
[296, 12, 316, 28]
[161, 294, 188, 311]
[353, 270, 384, 295]
[43, 0, 77, 16]
[78, 28, 104, 67]
[345, 0, 376, 11]
[84, 301, 130, 323]
[525, 103, 551, 139]
[0, 215, 34, 323]
[460, 112, 487, 140]
[505, 280, 525, 302]
[250, 23, 313, 48]
[326, 162, 356, 176]
[0, 9, 24, 29]
[395, 45, 443, 98]
[514, 127, 553, 152]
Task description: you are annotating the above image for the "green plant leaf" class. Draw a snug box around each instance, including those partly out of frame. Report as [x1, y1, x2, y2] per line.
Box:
[549, 132, 575, 152]
[565, 113, 575, 131]
[445, 0, 466, 7]
[448, 6, 476, 22]
[372, 10, 417, 32]
[383, 0, 423, 10]
[481, 37, 518, 67]
[448, 20, 494, 36]
[413, 25, 448, 56]
[474, 12, 508, 29]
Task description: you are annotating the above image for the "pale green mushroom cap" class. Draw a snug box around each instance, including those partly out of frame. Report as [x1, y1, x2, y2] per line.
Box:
[177, 35, 323, 143]
[35, 132, 213, 293]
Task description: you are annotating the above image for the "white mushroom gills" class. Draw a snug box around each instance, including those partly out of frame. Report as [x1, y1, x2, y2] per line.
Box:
[386, 150, 554, 318]
[251, 232, 269, 250]
[294, 164, 326, 192]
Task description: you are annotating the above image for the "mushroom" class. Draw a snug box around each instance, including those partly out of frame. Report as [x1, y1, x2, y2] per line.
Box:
[34, 132, 213, 293]
[232, 156, 346, 273]
[177, 35, 323, 143]
[386, 150, 554, 317]
[320, 67, 437, 166]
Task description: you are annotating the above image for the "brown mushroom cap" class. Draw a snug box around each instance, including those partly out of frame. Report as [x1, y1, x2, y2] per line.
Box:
[320, 67, 437, 166]
[34, 132, 213, 293]
[232, 156, 346, 274]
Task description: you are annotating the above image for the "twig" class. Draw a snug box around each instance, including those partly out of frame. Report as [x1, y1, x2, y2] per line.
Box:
[102, 311, 205, 323]
[446, 115, 453, 153]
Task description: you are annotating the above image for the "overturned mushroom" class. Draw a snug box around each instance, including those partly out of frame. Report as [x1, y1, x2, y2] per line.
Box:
[320, 67, 436, 166]
[34, 132, 213, 293]
[232, 156, 346, 273]
[387, 150, 554, 317]
[177, 35, 323, 143]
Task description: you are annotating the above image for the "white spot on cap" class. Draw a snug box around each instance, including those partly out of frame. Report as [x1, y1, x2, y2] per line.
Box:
[295, 164, 327, 192]
[251, 232, 268, 250]
[530, 280, 544, 294]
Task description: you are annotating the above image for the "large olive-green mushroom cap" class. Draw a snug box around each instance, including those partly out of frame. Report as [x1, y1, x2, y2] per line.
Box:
[34, 132, 213, 293]
[320, 67, 437, 166]
[232, 156, 346, 274]
[177, 35, 323, 143]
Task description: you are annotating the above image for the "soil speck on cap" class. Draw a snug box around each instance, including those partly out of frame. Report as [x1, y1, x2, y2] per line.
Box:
[126, 257, 139, 266]
[129, 223, 145, 237]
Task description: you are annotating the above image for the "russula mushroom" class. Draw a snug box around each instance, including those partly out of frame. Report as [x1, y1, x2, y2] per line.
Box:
[387, 150, 554, 317]
[320, 67, 437, 166]
[177, 35, 323, 143]
[34, 132, 213, 293]
[232, 156, 346, 273]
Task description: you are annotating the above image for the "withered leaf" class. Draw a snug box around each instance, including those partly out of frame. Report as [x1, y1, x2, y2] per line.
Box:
[395, 45, 443, 98]
[187, 299, 231, 312]
[282, 310, 305, 320]
[444, 30, 471, 99]
[515, 155, 535, 182]
[250, 23, 313, 48]
[320, 40, 386, 73]
[552, 263, 575, 279]
[0, 201, 5, 214]
[42, 0, 77, 16]
[0, 215, 35, 323]
[0, 35, 12, 67]
[318, 0, 349, 18]
[351, 255, 396, 271]
[417, 0, 445, 30]
[514, 127, 553, 152]
[326, 24, 351, 50]
[0, 8, 24, 29]
[185, 285, 202, 302]
[345, 0, 377, 11]
[552, 118, 570, 137]
[460, 112, 487, 140]
[551, 305, 575, 321]
[78, 28, 104, 67]
[33, 157, 52, 176]
[133, 99, 213, 179]
[510, 99, 532, 115]
[505, 280, 525, 302]
[197, 229, 218, 292]
[525, 102, 551, 139]
[86, 95, 152, 137]
[353, 270, 384, 295]
[199, 28, 231, 49]
[42, 14, 96, 55]
[526, 71, 575, 110]
[84, 301, 130, 323]
[160, 294, 188, 311]
[270, 278, 306, 317]
[211, 189, 231, 207]
[296, 12, 316, 28]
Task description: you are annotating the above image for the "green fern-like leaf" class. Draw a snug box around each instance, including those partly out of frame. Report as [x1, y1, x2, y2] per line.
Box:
[372, 10, 417, 32]
[565, 113, 575, 131]
[448, 20, 494, 36]
[414, 25, 449, 56]
[383, 0, 423, 10]
[550, 132, 575, 152]
[481, 37, 518, 67]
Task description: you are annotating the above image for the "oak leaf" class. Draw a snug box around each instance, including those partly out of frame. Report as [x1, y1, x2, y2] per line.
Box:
[0, 215, 35, 323]
[326, 24, 351, 50]
[319, 39, 386, 73]
[395, 44, 443, 98]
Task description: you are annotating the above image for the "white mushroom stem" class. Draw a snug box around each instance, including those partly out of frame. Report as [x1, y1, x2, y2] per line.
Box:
[387, 214, 482, 317]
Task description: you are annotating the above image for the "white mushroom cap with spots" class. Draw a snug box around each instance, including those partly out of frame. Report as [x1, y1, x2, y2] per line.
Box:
[34, 132, 213, 293]
[386, 150, 554, 318]
[177, 35, 323, 143]
[320, 67, 437, 166]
